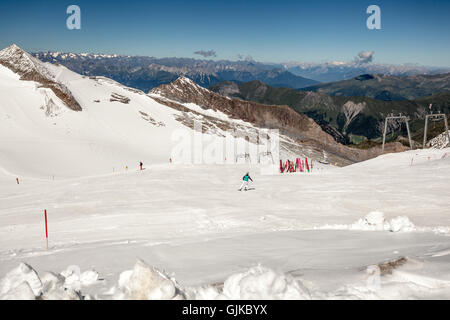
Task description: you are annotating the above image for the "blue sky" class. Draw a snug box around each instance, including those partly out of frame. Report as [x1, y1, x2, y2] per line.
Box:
[0, 0, 449, 66]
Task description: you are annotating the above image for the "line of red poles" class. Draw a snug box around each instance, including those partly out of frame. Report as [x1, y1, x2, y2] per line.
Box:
[280, 158, 313, 173]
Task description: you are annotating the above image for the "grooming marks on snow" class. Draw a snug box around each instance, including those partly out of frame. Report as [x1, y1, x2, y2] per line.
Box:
[190, 208, 247, 232]
[432, 249, 450, 257]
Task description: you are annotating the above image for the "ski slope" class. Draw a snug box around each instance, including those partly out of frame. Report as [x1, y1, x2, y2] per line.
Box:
[1, 148, 450, 299]
[1, 45, 450, 299]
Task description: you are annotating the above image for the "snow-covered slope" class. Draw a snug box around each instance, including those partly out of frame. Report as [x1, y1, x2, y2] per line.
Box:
[1, 148, 450, 299]
[0, 44, 81, 111]
[0, 45, 317, 179]
[0, 60, 181, 178]
[1, 45, 450, 300]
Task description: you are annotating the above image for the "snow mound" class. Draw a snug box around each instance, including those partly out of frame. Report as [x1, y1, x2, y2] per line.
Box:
[113, 263, 310, 300]
[355, 211, 387, 230]
[5, 259, 450, 300]
[220, 265, 310, 300]
[60, 265, 99, 291]
[0, 263, 99, 300]
[388, 216, 416, 233]
[318, 211, 416, 233]
[0, 282, 36, 300]
[2, 261, 311, 300]
[187, 266, 311, 300]
[111, 260, 185, 300]
[0, 263, 42, 298]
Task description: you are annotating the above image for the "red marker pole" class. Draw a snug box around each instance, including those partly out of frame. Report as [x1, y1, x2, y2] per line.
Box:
[44, 210, 48, 250]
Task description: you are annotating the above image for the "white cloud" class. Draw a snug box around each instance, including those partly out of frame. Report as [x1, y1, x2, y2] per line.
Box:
[354, 51, 375, 65]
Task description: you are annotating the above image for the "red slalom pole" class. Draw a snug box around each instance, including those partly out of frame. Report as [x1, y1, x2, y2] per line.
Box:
[44, 209, 48, 250]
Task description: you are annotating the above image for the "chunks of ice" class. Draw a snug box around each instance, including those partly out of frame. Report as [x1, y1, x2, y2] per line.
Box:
[221, 265, 310, 300]
[364, 211, 386, 227]
[388, 216, 416, 233]
[0, 282, 36, 300]
[0, 263, 42, 297]
[318, 211, 417, 233]
[0, 263, 99, 300]
[112, 260, 185, 300]
[109, 261, 310, 300]
[60, 265, 99, 291]
[352, 212, 415, 232]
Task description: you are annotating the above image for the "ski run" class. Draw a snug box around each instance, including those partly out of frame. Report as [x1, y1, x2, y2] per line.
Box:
[0, 45, 450, 300]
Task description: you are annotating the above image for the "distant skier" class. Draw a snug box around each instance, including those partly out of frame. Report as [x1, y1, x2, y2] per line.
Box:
[139, 162, 143, 171]
[16, 177, 19, 185]
[238, 172, 253, 191]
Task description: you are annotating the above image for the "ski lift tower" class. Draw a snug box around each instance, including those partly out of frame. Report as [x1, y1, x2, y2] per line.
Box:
[258, 151, 274, 164]
[381, 113, 413, 154]
[236, 153, 251, 164]
[423, 112, 450, 149]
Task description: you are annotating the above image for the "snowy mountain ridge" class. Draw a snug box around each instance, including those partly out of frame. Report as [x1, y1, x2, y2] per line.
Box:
[0, 44, 81, 111]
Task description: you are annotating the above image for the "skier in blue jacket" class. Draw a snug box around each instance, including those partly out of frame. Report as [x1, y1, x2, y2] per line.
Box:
[239, 172, 253, 191]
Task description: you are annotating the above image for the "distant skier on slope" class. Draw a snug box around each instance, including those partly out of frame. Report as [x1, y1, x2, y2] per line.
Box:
[238, 172, 253, 191]
[139, 162, 143, 171]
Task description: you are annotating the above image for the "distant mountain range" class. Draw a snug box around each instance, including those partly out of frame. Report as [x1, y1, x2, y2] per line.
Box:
[301, 73, 450, 101]
[32, 52, 319, 92]
[28, 49, 450, 147]
[284, 61, 450, 83]
[210, 80, 450, 145]
[32, 51, 450, 94]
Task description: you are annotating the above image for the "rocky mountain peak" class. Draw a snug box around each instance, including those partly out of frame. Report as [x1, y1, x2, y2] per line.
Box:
[0, 44, 40, 75]
[172, 76, 207, 91]
[149, 76, 210, 103]
[0, 44, 82, 112]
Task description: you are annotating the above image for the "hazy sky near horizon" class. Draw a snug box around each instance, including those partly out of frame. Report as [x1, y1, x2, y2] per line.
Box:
[0, 0, 449, 67]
